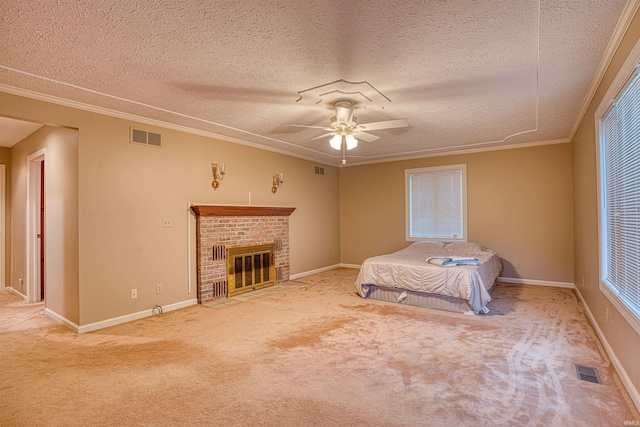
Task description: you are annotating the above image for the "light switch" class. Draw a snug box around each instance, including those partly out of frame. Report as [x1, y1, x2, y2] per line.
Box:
[162, 218, 173, 228]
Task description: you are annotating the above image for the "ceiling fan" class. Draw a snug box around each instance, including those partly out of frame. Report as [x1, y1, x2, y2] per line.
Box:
[283, 101, 409, 162]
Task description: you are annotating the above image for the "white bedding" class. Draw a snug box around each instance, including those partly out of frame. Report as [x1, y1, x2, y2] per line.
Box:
[354, 241, 502, 313]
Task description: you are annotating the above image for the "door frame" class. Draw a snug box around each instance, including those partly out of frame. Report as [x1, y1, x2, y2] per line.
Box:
[0, 164, 5, 291]
[27, 148, 45, 303]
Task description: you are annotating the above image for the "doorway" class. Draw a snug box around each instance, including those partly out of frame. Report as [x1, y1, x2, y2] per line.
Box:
[27, 148, 45, 304]
[0, 164, 5, 292]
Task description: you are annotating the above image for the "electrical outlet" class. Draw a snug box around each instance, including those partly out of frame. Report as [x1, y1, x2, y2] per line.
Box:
[514, 261, 521, 269]
[130, 288, 138, 299]
[162, 218, 173, 228]
[605, 308, 609, 323]
[156, 283, 163, 294]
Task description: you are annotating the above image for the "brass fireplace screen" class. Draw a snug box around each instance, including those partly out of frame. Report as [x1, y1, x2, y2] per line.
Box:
[227, 244, 275, 297]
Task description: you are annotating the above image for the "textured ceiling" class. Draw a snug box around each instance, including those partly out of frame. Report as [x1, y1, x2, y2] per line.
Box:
[0, 0, 630, 165]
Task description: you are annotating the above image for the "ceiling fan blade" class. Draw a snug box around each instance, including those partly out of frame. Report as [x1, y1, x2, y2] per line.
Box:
[353, 131, 380, 143]
[311, 133, 336, 140]
[357, 118, 409, 131]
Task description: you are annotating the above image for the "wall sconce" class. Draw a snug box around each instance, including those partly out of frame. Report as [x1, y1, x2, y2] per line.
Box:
[211, 162, 226, 189]
[271, 172, 284, 193]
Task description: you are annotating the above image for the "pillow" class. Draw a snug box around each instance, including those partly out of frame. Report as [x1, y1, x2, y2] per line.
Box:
[408, 241, 449, 254]
[445, 242, 486, 255]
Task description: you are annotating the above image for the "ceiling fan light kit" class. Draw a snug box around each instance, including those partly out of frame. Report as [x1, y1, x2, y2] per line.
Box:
[329, 134, 342, 150]
[345, 134, 358, 150]
[329, 133, 358, 151]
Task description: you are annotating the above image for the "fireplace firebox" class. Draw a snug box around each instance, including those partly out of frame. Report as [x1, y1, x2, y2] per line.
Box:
[227, 244, 275, 297]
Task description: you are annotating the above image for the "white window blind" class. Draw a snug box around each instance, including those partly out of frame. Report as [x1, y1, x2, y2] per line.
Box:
[405, 165, 467, 241]
[599, 67, 640, 323]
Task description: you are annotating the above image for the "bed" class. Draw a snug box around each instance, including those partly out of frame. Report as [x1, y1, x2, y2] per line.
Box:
[354, 241, 502, 314]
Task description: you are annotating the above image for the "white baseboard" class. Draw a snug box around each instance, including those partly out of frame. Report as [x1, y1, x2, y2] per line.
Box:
[6, 286, 27, 301]
[290, 269, 574, 290]
[340, 263, 361, 269]
[574, 287, 640, 413]
[45, 308, 80, 332]
[498, 277, 574, 289]
[289, 263, 363, 280]
[290, 264, 341, 280]
[46, 298, 199, 334]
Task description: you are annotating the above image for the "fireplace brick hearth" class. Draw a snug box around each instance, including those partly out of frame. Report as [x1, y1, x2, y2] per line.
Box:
[191, 205, 295, 303]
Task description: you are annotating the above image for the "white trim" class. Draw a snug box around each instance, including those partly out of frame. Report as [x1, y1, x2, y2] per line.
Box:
[187, 202, 193, 295]
[73, 298, 198, 334]
[405, 164, 467, 242]
[0, 83, 335, 167]
[0, 83, 570, 168]
[339, 263, 361, 269]
[290, 267, 577, 289]
[574, 287, 640, 413]
[595, 36, 640, 120]
[594, 33, 640, 337]
[0, 164, 5, 291]
[26, 148, 45, 304]
[6, 286, 27, 301]
[497, 277, 574, 289]
[289, 263, 361, 280]
[570, 0, 640, 140]
[341, 138, 571, 167]
[44, 307, 80, 332]
[290, 267, 576, 290]
[289, 264, 342, 280]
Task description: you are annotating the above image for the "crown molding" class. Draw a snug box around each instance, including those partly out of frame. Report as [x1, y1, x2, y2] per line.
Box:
[340, 138, 571, 167]
[0, 83, 337, 166]
[0, 84, 569, 168]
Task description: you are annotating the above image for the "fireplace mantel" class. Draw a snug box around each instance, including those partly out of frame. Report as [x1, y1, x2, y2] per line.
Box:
[191, 205, 295, 217]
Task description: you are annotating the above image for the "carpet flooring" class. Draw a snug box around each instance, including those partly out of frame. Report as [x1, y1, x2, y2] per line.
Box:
[1, 268, 638, 426]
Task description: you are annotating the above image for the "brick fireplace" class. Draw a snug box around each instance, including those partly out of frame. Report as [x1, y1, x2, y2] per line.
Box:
[190, 205, 296, 303]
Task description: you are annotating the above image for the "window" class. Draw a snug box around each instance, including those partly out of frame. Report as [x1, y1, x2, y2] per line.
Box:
[597, 61, 640, 333]
[405, 164, 467, 241]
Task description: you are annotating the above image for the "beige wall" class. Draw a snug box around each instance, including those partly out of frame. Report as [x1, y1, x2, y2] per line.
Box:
[0, 147, 11, 163]
[10, 125, 79, 323]
[572, 10, 640, 403]
[340, 143, 574, 284]
[0, 92, 340, 326]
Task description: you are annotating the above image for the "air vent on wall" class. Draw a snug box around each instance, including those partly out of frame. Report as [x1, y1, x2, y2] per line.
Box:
[315, 166, 325, 175]
[130, 127, 162, 148]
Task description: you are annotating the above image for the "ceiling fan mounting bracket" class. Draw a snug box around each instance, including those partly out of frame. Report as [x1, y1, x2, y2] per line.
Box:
[334, 100, 354, 108]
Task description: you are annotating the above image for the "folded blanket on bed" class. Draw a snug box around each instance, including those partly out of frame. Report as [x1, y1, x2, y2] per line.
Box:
[426, 256, 479, 267]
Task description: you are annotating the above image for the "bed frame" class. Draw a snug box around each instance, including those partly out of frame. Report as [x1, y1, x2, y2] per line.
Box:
[364, 280, 497, 314]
